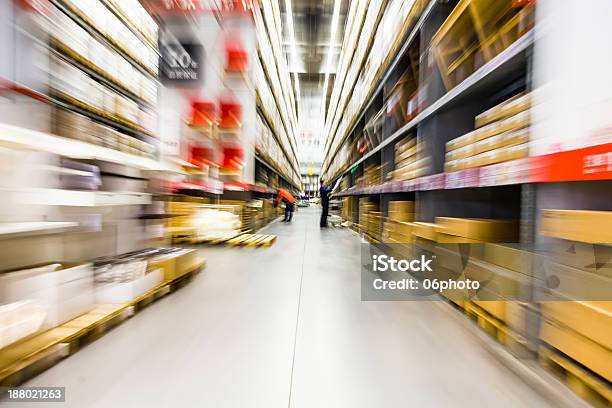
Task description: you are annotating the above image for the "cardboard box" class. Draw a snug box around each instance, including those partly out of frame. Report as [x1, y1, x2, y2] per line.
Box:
[95, 268, 164, 303]
[541, 259, 612, 301]
[388, 201, 415, 213]
[484, 244, 533, 274]
[147, 253, 177, 281]
[388, 211, 415, 222]
[173, 249, 201, 279]
[436, 218, 519, 242]
[412, 222, 437, 241]
[446, 130, 476, 152]
[435, 233, 482, 244]
[546, 239, 612, 278]
[540, 318, 612, 382]
[463, 259, 523, 298]
[540, 210, 612, 244]
[474, 300, 507, 322]
[541, 301, 612, 349]
[475, 93, 530, 128]
[445, 144, 475, 161]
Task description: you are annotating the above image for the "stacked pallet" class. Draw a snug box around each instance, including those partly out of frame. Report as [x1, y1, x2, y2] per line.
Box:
[445, 93, 530, 172]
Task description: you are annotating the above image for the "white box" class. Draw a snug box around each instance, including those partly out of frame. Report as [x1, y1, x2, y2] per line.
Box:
[95, 268, 163, 304]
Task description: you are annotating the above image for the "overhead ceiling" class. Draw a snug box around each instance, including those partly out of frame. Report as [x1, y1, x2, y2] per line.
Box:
[280, 0, 349, 106]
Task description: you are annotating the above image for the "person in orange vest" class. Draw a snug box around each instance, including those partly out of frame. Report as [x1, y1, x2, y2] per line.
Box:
[274, 188, 296, 222]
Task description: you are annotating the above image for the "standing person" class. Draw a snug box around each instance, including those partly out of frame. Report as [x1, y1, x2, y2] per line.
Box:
[319, 179, 331, 228]
[274, 188, 296, 222]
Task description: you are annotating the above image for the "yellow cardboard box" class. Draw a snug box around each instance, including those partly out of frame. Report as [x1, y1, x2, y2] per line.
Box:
[540, 210, 612, 244]
[412, 222, 437, 241]
[541, 301, 612, 349]
[435, 217, 519, 242]
[484, 244, 533, 274]
[388, 201, 415, 213]
[540, 317, 612, 382]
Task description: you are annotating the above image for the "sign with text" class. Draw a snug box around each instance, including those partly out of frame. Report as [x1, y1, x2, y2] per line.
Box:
[160, 39, 204, 85]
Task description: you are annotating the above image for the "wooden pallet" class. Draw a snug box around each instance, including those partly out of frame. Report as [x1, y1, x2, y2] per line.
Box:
[539, 346, 612, 408]
[463, 301, 532, 357]
[0, 304, 133, 387]
[225, 234, 277, 247]
[0, 262, 205, 388]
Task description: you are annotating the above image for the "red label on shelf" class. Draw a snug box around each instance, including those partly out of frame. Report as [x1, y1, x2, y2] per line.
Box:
[529, 143, 612, 182]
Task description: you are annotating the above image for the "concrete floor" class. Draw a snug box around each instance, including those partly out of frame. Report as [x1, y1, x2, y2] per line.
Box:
[7, 207, 552, 407]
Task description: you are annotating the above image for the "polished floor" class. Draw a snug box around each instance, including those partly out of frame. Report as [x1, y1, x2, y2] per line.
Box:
[7, 207, 552, 407]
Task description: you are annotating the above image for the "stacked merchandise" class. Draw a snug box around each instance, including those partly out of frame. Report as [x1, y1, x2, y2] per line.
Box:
[0, 263, 95, 346]
[358, 199, 380, 241]
[538, 210, 612, 382]
[391, 137, 428, 181]
[361, 164, 382, 187]
[382, 201, 415, 244]
[341, 197, 353, 222]
[434, 217, 519, 243]
[47, 0, 159, 157]
[462, 244, 534, 335]
[431, 0, 535, 91]
[192, 206, 241, 242]
[167, 198, 209, 242]
[220, 200, 251, 232]
[93, 248, 199, 303]
[445, 93, 530, 172]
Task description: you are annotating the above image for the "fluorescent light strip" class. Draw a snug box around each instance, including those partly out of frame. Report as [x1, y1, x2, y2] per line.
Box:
[285, 0, 301, 115]
[321, 0, 341, 121]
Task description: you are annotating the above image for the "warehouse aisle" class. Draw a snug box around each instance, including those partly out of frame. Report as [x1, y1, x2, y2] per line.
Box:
[9, 207, 551, 408]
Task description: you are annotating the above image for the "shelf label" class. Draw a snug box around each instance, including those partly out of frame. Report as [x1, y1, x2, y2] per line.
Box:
[530, 143, 612, 182]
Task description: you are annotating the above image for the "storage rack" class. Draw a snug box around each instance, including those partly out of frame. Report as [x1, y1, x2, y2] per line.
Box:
[322, 1, 612, 405]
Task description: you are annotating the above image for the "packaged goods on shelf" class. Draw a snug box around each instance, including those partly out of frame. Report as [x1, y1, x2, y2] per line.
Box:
[540, 210, 612, 244]
[392, 137, 429, 181]
[383, 220, 415, 244]
[361, 164, 382, 187]
[435, 217, 519, 242]
[388, 201, 415, 222]
[0, 263, 94, 332]
[541, 302, 612, 351]
[412, 222, 438, 241]
[544, 239, 612, 278]
[445, 93, 531, 172]
[483, 243, 533, 274]
[0, 300, 47, 349]
[475, 93, 531, 128]
[540, 316, 612, 382]
[431, 0, 535, 90]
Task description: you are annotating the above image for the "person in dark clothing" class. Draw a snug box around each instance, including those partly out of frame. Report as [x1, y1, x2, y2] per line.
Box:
[319, 179, 331, 227]
[274, 188, 296, 222]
